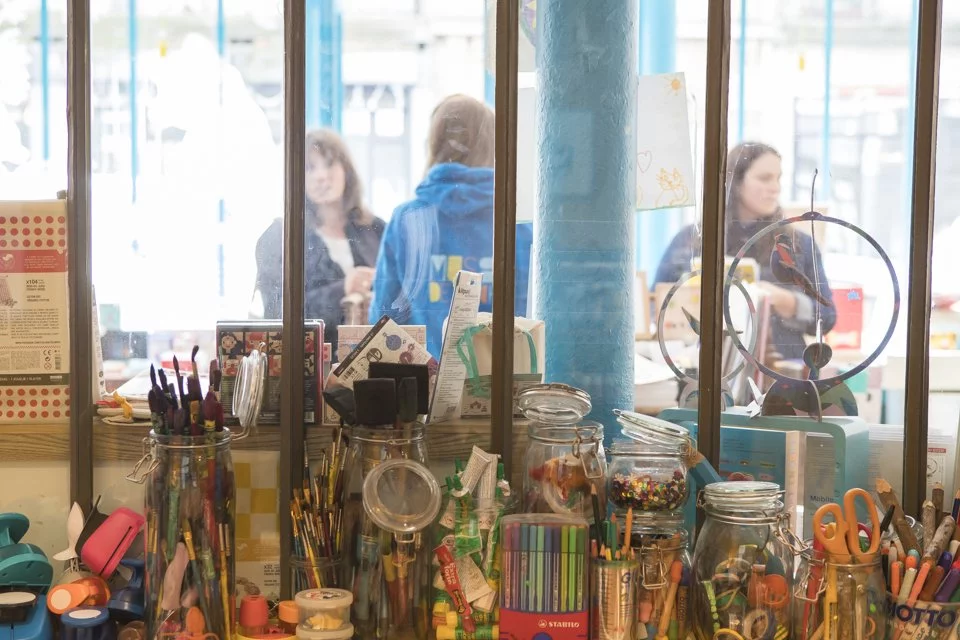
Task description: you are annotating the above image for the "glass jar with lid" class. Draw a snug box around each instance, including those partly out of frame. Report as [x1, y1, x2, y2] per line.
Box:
[692, 482, 798, 640]
[608, 411, 692, 515]
[518, 384, 606, 521]
[627, 511, 693, 640]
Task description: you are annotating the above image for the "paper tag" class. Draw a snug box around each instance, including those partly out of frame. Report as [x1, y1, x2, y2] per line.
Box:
[477, 509, 496, 532]
[431, 555, 493, 605]
[429, 271, 482, 423]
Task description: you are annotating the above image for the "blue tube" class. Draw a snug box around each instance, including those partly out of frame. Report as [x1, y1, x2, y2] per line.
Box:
[40, 0, 50, 162]
[821, 0, 834, 197]
[738, 0, 747, 142]
[537, 0, 637, 446]
[129, 0, 138, 203]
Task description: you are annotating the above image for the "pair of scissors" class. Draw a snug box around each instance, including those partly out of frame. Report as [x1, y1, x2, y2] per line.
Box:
[813, 488, 881, 563]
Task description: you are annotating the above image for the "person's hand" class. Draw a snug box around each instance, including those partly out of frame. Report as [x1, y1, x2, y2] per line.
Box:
[344, 266, 376, 295]
[758, 281, 798, 318]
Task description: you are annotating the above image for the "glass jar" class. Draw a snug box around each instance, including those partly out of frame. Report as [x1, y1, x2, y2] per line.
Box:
[692, 482, 797, 640]
[337, 425, 436, 640]
[291, 556, 341, 593]
[518, 384, 606, 521]
[793, 548, 886, 640]
[628, 512, 693, 640]
[130, 429, 236, 640]
[608, 411, 692, 514]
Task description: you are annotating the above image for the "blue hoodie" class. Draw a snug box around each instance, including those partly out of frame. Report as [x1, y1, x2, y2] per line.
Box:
[370, 163, 533, 357]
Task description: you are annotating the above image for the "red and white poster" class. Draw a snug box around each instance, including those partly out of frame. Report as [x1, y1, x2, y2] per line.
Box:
[0, 200, 70, 423]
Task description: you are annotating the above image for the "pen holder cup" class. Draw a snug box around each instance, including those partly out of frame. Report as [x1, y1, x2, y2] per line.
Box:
[885, 595, 960, 640]
[133, 430, 236, 640]
[291, 555, 342, 592]
[793, 549, 886, 640]
[591, 559, 639, 640]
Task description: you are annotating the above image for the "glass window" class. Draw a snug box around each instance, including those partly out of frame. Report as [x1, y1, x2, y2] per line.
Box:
[929, 0, 960, 504]
[728, 0, 916, 522]
[90, 0, 284, 599]
[0, 0, 70, 558]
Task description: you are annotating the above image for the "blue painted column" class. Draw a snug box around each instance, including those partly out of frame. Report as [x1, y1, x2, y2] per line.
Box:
[537, 0, 638, 446]
[636, 0, 677, 280]
[40, 0, 50, 162]
[129, 0, 138, 203]
[306, 0, 341, 130]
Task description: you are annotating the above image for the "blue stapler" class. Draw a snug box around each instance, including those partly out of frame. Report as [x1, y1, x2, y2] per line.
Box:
[107, 558, 144, 623]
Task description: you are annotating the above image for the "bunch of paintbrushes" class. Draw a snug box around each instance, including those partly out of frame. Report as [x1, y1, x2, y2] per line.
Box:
[147, 346, 224, 436]
[143, 346, 235, 639]
[290, 435, 347, 591]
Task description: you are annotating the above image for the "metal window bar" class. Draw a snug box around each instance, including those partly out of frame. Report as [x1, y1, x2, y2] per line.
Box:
[902, 0, 942, 516]
[492, 0, 519, 474]
[697, 0, 732, 470]
[67, 0, 94, 510]
[280, 0, 307, 600]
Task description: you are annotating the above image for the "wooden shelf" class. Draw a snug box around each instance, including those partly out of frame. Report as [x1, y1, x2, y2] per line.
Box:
[0, 418, 530, 484]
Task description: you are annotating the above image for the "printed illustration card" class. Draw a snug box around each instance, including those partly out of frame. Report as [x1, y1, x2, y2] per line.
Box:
[636, 72, 696, 211]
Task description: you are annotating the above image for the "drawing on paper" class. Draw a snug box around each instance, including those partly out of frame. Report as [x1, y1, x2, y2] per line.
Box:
[655, 168, 690, 208]
[664, 74, 683, 96]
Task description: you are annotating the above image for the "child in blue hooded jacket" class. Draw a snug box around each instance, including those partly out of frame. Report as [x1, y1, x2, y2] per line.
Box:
[369, 94, 533, 357]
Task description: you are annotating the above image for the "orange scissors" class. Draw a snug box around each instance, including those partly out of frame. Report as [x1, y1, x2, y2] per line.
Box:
[813, 488, 881, 562]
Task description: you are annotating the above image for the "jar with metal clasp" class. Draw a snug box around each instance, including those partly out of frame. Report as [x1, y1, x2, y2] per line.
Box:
[628, 511, 693, 640]
[608, 411, 692, 515]
[518, 384, 606, 522]
[691, 481, 802, 640]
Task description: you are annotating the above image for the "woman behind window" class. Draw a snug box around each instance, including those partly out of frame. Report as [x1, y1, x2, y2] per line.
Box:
[653, 142, 836, 360]
[255, 129, 385, 351]
[369, 94, 533, 357]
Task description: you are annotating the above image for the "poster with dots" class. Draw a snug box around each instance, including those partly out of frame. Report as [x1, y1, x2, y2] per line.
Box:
[0, 200, 70, 424]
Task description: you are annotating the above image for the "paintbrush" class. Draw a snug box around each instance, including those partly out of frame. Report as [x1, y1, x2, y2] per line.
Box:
[191, 346, 200, 380]
[209, 360, 222, 401]
[173, 357, 189, 434]
[182, 490, 212, 628]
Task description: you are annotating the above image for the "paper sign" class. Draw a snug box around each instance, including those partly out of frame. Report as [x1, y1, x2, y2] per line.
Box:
[430, 271, 482, 424]
[636, 72, 696, 211]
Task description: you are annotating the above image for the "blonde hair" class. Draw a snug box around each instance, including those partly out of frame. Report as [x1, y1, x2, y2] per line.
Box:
[305, 129, 374, 225]
[426, 94, 495, 171]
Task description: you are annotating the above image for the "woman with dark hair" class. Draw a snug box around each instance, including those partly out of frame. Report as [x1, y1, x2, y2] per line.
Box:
[653, 142, 835, 360]
[255, 129, 385, 348]
[369, 94, 533, 357]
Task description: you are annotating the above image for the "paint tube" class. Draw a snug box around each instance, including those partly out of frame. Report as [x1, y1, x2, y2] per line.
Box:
[435, 544, 477, 633]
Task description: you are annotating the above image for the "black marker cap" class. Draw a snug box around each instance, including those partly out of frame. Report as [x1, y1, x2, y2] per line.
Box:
[354, 378, 397, 426]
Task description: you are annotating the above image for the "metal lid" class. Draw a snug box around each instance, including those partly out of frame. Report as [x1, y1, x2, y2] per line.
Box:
[703, 481, 782, 508]
[615, 410, 690, 452]
[518, 384, 592, 424]
[362, 459, 441, 534]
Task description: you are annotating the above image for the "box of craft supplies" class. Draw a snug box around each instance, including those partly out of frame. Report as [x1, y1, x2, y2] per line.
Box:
[498, 514, 590, 640]
[216, 320, 322, 425]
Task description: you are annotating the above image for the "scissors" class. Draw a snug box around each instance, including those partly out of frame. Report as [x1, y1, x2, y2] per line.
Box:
[813, 488, 881, 563]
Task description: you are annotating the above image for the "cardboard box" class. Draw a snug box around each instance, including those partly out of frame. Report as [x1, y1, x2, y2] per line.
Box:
[337, 324, 426, 363]
[216, 320, 322, 425]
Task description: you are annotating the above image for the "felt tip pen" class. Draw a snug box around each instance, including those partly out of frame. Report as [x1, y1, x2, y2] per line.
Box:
[935, 567, 960, 602]
[919, 566, 945, 602]
[898, 567, 918, 605]
[940, 552, 954, 573]
[891, 561, 903, 599]
[907, 564, 928, 607]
